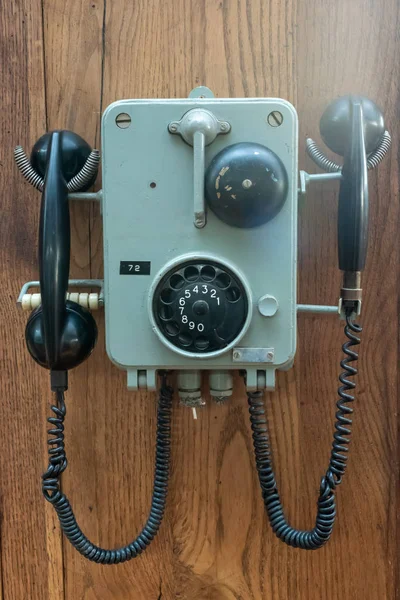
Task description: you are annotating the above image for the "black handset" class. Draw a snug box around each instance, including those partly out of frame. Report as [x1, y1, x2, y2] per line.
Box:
[15, 92, 390, 562]
[25, 131, 98, 384]
[38, 131, 71, 370]
[337, 98, 369, 273]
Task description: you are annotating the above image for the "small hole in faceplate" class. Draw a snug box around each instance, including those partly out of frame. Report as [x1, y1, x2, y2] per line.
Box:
[178, 333, 192, 347]
[200, 265, 216, 282]
[150, 182, 156, 188]
[165, 321, 179, 336]
[184, 265, 199, 282]
[160, 288, 175, 304]
[170, 274, 185, 290]
[195, 336, 209, 351]
[215, 272, 231, 289]
[226, 286, 241, 302]
[159, 304, 173, 321]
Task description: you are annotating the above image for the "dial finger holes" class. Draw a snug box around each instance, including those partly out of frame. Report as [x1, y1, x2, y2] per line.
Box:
[200, 265, 216, 282]
[178, 333, 192, 347]
[165, 321, 179, 336]
[215, 272, 231, 289]
[160, 288, 176, 304]
[169, 273, 185, 290]
[194, 337, 209, 351]
[184, 265, 199, 282]
[159, 304, 173, 321]
[226, 286, 241, 302]
[153, 259, 248, 355]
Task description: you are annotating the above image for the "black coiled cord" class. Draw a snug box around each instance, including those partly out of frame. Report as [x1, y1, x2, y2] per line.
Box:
[248, 313, 362, 549]
[42, 379, 173, 564]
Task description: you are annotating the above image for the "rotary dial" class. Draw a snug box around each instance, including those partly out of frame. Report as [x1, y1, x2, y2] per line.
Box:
[152, 260, 249, 354]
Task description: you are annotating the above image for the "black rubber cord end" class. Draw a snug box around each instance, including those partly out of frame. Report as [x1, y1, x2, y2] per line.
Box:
[50, 370, 68, 392]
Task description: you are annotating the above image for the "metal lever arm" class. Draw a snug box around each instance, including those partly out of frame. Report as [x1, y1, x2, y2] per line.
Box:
[169, 109, 230, 228]
[193, 130, 206, 227]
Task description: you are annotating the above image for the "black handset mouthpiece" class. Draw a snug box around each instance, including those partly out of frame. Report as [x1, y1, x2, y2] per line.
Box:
[39, 131, 70, 368]
[337, 98, 368, 273]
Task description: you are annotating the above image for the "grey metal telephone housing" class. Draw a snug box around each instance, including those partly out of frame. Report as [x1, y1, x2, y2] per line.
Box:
[102, 86, 298, 393]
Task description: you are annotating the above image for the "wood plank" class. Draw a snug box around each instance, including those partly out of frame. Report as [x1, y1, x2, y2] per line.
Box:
[294, 2, 400, 598]
[65, 2, 390, 598]
[62, 0, 399, 598]
[0, 0, 64, 599]
[40, 0, 105, 598]
[93, 1, 398, 598]
[61, 0, 298, 598]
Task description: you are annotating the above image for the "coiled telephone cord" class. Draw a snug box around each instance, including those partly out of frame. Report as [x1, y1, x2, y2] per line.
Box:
[42, 378, 173, 564]
[248, 312, 362, 549]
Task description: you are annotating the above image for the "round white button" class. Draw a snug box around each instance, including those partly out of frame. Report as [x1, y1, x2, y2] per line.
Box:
[258, 294, 279, 317]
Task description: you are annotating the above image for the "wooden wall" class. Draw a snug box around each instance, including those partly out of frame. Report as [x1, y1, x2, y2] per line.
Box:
[1, 1, 399, 598]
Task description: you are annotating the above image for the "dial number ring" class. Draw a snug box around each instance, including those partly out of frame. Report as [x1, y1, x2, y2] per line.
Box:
[153, 260, 248, 353]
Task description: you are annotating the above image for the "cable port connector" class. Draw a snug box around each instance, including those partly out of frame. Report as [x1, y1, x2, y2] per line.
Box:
[50, 370, 68, 392]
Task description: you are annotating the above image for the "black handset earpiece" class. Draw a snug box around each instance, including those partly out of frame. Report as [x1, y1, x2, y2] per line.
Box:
[320, 95, 385, 157]
[30, 130, 98, 188]
[25, 131, 97, 382]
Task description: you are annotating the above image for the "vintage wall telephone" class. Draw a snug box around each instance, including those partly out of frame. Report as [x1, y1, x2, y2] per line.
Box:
[15, 87, 390, 562]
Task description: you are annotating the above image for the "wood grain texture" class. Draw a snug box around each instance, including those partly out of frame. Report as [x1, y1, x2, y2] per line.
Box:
[40, 3, 105, 599]
[0, 1, 64, 599]
[1, 0, 399, 599]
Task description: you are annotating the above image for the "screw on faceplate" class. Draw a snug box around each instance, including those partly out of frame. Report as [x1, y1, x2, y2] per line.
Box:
[267, 111, 283, 127]
[220, 122, 229, 132]
[115, 113, 131, 129]
[169, 123, 178, 133]
[242, 179, 253, 189]
[233, 350, 241, 360]
[267, 351, 274, 360]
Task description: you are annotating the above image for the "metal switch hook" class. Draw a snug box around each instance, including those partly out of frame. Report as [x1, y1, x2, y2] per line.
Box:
[168, 108, 231, 228]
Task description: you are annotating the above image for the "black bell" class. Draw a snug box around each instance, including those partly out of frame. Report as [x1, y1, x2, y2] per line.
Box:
[205, 142, 288, 228]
